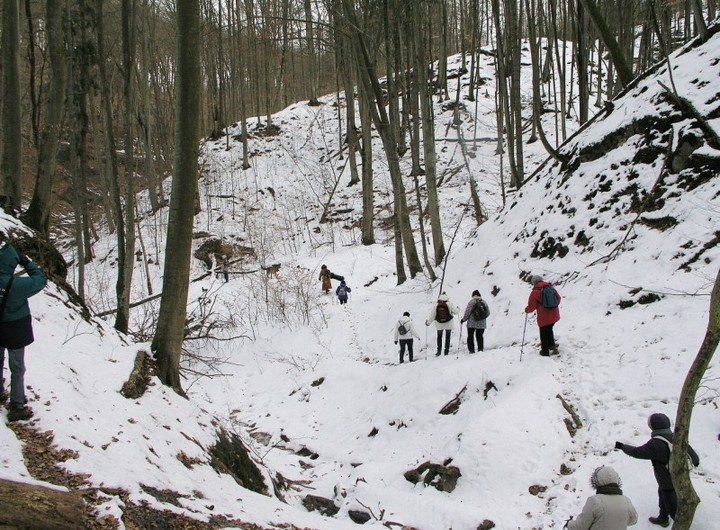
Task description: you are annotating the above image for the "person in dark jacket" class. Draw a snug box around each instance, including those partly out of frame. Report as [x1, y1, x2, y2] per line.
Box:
[615, 412, 700, 527]
[460, 290, 489, 353]
[0, 237, 47, 422]
[335, 280, 351, 304]
[524, 274, 561, 356]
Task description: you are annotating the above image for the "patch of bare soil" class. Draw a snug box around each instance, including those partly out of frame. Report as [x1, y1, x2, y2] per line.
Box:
[4, 419, 307, 529]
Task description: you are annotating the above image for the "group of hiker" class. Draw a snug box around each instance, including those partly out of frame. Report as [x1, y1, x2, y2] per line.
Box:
[391, 274, 559, 361]
[317, 266, 561, 361]
[317, 266, 703, 528]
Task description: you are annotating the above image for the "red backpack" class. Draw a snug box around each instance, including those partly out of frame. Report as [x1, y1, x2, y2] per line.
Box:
[435, 300, 452, 323]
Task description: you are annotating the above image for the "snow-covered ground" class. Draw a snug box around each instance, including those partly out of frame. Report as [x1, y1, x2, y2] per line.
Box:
[2, 28, 720, 530]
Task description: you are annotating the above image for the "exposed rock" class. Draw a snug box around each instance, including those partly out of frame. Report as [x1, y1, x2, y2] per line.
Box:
[209, 428, 268, 494]
[120, 350, 154, 399]
[302, 494, 339, 516]
[348, 509, 372, 524]
[404, 461, 462, 493]
[477, 520, 496, 530]
[528, 484, 547, 495]
[193, 237, 255, 269]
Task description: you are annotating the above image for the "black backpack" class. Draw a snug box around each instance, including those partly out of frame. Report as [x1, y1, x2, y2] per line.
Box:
[435, 301, 452, 323]
[398, 321, 408, 335]
[471, 300, 489, 320]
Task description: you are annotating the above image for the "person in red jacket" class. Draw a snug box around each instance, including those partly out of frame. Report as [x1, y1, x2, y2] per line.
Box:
[524, 274, 561, 356]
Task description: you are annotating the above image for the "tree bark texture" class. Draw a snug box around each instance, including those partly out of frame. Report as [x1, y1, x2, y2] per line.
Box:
[1, 0, 23, 212]
[671, 269, 720, 530]
[152, 0, 201, 393]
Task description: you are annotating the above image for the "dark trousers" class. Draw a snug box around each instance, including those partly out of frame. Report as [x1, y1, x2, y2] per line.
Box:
[539, 324, 556, 355]
[399, 339, 414, 363]
[658, 488, 677, 520]
[467, 328, 485, 352]
[338, 297, 348, 305]
[436, 329, 451, 355]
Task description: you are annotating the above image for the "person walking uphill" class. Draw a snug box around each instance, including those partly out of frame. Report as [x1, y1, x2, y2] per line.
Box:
[460, 290, 489, 353]
[335, 281, 351, 304]
[318, 265, 332, 294]
[564, 465, 638, 530]
[524, 274, 561, 356]
[0, 237, 47, 422]
[426, 292, 459, 356]
[615, 413, 700, 527]
[394, 311, 420, 363]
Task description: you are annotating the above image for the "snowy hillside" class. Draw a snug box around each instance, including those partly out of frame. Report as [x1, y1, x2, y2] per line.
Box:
[2, 26, 720, 530]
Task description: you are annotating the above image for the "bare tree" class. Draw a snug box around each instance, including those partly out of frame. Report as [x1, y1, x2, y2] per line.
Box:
[24, 0, 68, 235]
[152, 0, 202, 393]
[1, 0, 23, 212]
[671, 269, 720, 530]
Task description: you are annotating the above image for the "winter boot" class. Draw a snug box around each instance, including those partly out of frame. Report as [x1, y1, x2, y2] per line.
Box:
[648, 516, 670, 528]
[7, 404, 33, 422]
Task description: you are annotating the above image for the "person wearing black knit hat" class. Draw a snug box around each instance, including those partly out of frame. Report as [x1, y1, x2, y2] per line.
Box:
[614, 412, 700, 527]
[460, 290, 489, 353]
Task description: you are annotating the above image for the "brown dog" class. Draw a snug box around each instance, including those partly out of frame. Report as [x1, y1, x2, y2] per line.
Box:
[261, 263, 281, 278]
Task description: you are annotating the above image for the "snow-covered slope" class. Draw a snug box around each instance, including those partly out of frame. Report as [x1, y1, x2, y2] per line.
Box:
[2, 27, 719, 530]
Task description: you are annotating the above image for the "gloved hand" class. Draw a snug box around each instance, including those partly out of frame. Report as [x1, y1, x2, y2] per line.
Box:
[18, 253, 31, 267]
[615, 441, 624, 450]
[394, 341, 398, 345]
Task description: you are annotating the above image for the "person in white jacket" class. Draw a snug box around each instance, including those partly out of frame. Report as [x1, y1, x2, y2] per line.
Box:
[394, 312, 421, 363]
[425, 292, 459, 357]
[565, 465, 638, 530]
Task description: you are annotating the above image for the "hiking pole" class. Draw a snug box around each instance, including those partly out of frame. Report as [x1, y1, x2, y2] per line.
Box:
[425, 325, 428, 360]
[520, 313, 528, 362]
[457, 325, 463, 359]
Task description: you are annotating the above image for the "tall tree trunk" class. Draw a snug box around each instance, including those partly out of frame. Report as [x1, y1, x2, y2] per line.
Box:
[345, 0, 421, 281]
[24, 0, 40, 148]
[359, 77, 375, 245]
[671, 270, 720, 530]
[1, 0, 22, 213]
[152, 0, 201, 394]
[574, 0, 589, 124]
[115, 0, 138, 333]
[24, 0, 67, 235]
[140, 0, 164, 213]
[95, 0, 125, 254]
[305, 0, 320, 105]
[415, 1, 445, 264]
[577, 0, 634, 88]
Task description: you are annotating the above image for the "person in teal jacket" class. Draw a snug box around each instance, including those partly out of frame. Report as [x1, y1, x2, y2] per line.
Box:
[0, 236, 47, 422]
